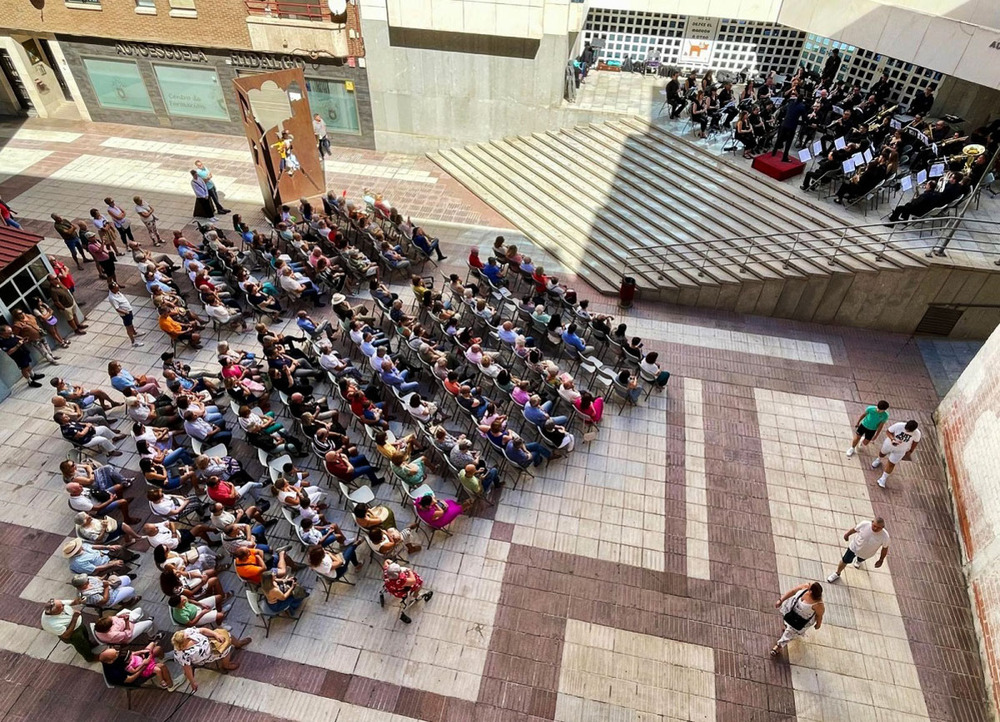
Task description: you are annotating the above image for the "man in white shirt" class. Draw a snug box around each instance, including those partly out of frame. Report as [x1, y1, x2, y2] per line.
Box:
[827, 517, 889, 582]
[871, 419, 920, 488]
[313, 113, 331, 157]
[107, 282, 143, 347]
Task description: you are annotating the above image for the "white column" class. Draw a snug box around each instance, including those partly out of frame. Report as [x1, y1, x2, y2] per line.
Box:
[45, 40, 90, 122]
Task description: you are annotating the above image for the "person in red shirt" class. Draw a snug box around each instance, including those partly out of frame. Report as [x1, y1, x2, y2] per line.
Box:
[204, 475, 264, 510]
[467, 248, 484, 270]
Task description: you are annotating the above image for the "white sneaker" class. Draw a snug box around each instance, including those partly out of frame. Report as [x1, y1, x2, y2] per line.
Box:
[852, 559, 863, 569]
[132, 341, 145, 347]
[871, 458, 882, 469]
[827, 572, 840, 582]
[846, 447, 855, 457]
[876, 475, 887, 488]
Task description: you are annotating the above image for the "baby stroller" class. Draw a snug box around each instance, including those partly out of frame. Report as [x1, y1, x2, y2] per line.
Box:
[379, 560, 433, 624]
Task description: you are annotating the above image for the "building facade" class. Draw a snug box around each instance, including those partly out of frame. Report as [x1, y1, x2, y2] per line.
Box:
[0, 0, 375, 147]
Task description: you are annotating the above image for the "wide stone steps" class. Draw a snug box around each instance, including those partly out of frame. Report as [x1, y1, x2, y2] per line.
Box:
[429, 117, 926, 296]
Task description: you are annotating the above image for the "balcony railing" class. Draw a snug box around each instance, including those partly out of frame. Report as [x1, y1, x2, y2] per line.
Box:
[244, 0, 347, 22]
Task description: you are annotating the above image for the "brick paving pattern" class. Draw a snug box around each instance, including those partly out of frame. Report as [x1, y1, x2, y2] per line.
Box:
[0, 116, 990, 721]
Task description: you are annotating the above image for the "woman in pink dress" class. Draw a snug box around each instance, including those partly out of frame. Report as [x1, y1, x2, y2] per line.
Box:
[574, 391, 605, 424]
[414, 492, 464, 530]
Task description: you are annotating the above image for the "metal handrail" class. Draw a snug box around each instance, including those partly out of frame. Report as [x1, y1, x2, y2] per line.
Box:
[621, 216, 1000, 284]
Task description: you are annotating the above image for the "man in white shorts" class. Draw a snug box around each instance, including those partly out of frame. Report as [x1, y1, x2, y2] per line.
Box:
[827, 516, 889, 582]
[871, 419, 920, 488]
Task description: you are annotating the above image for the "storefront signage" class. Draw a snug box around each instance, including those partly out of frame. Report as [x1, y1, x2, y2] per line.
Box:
[116, 42, 208, 63]
[229, 52, 306, 70]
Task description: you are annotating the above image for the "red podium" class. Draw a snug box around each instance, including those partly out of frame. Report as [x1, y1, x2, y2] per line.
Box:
[751, 152, 804, 181]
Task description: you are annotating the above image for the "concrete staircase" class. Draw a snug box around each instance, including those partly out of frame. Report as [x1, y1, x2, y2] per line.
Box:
[429, 116, 926, 297]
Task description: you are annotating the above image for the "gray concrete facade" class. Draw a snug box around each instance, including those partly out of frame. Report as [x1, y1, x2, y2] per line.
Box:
[360, 18, 578, 154]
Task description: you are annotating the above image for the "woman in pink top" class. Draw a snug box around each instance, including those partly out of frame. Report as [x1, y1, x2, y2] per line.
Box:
[93, 609, 155, 644]
[414, 492, 464, 530]
[574, 391, 604, 424]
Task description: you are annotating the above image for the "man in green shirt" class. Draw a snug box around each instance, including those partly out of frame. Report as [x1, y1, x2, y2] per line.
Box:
[847, 400, 889, 457]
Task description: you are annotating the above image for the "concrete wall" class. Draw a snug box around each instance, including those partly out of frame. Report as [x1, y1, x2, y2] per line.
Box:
[650, 262, 1000, 339]
[359, 0, 585, 153]
[935, 323, 1000, 716]
[776, 0, 1000, 91]
[589, 0, 782, 23]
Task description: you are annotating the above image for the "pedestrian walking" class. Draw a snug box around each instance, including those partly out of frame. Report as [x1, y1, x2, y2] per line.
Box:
[194, 160, 230, 215]
[871, 420, 920, 488]
[107, 282, 144, 348]
[0, 196, 21, 229]
[771, 581, 824, 658]
[0, 325, 45, 387]
[190, 170, 216, 222]
[51, 214, 91, 268]
[847, 400, 889, 456]
[827, 517, 889, 583]
[313, 114, 332, 158]
[105, 197, 135, 245]
[133, 195, 162, 245]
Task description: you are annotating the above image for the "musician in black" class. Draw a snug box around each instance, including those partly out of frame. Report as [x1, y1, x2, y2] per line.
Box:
[888, 173, 964, 222]
[821, 109, 856, 154]
[757, 76, 776, 100]
[800, 144, 856, 191]
[734, 110, 757, 158]
[908, 86, 935, 117]
[869, 71, 893, 103]
[690, 90, 709, 138]
[852, 95, 880, 124]
[706, 88, 722, 131]
[841, 83, 864, 110]
[834, 155, 888, 204]
[665, 71, 686, 119]
[911, 120, 957, 170]
[797, 99, 828, 148]
[718, 81, 737, 128]
[771, 93, 807, 163]
[821, 48, 841, 82]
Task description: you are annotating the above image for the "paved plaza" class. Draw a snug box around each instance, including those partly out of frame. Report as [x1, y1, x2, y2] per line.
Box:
[0, 116, 992, 721]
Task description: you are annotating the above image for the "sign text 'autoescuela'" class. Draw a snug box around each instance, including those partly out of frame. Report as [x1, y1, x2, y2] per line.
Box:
[115, 43, 306, 69]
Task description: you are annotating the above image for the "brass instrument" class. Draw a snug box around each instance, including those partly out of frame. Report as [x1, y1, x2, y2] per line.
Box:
[938, 135, 969, 148]
[867, 104, 898, 132]
[962, 143, 986, 170]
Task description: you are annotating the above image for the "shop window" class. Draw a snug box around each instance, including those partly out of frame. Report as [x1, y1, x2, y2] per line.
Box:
[82, 58, 154, 112]
[305, 77, 361, 136]
[168, 0, 196, 18]
[153, 64, 229, 121]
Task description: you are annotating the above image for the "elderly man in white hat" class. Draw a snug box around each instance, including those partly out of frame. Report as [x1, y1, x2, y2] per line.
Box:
[331, 292, 377, 325]
[62, 537, 138, 577]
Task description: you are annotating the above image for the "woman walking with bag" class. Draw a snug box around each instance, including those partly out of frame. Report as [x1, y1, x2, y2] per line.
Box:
[771, 581, 824, 657]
